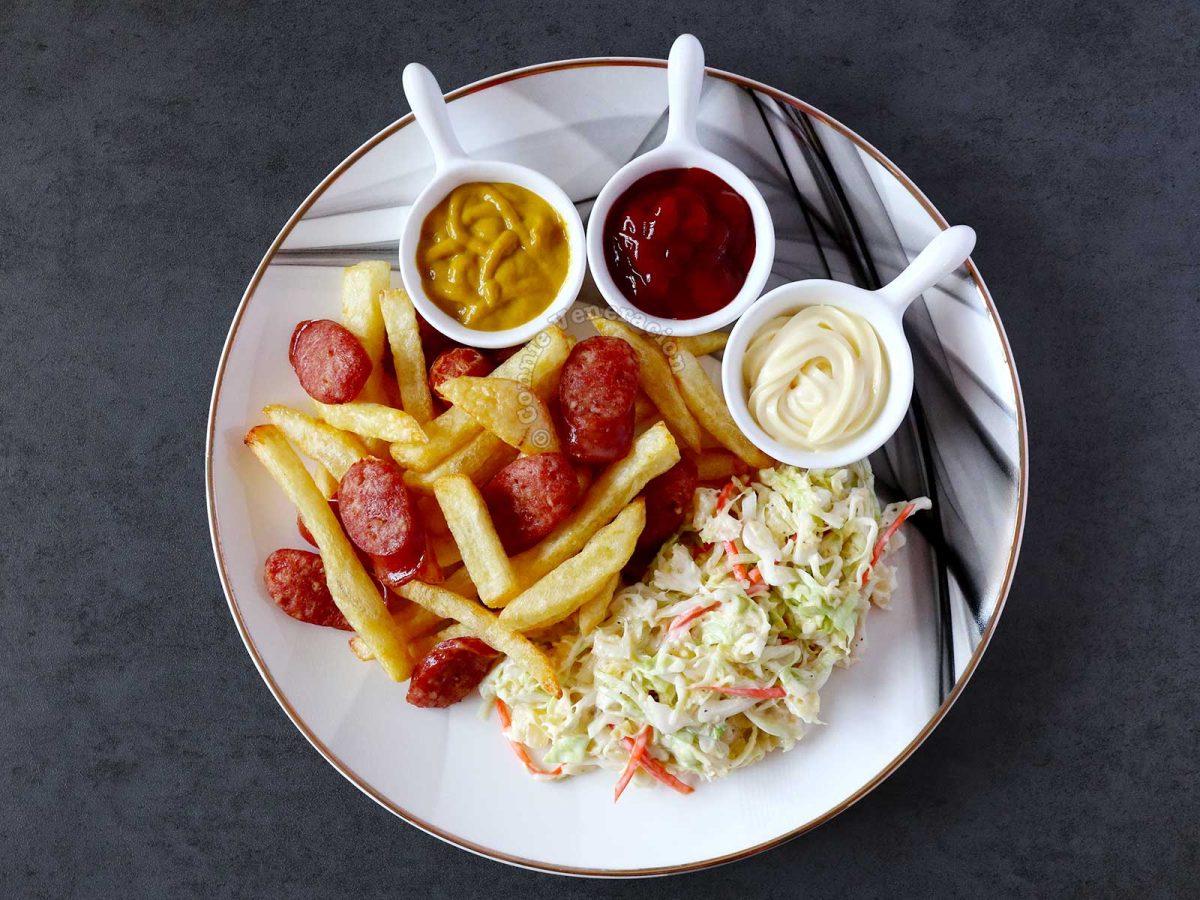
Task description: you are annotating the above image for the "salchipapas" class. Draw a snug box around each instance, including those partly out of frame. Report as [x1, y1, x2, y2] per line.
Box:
[557, 336, 639, 463]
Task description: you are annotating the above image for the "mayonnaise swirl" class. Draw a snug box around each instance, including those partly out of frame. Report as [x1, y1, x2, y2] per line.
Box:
[744, 305, 888, 452]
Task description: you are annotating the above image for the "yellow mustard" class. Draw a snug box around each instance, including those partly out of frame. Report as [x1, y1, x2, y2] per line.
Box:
[416, 182, 570, 331]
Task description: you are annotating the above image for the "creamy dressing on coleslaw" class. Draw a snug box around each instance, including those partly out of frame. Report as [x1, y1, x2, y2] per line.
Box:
[743, 306, 888, 452]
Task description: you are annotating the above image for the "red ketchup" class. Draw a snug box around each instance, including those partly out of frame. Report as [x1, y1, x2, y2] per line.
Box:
[602, 167, 755, 320]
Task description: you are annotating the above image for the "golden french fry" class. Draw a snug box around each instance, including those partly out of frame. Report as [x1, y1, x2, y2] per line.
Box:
[348, 636, 375, 662]
[311, 463, 339, 500]
[399, 581, 560, 696]
[693, 448, 748, 482]
[667, 347, 774, 469]
[624, 321, 728, 359]
[349, 602, 448, 662]
[674, 332, 728, 357]
[433, 475, 518, 606]
[341, 261, 391, 406]
[432, 622, 473, 644]
[378, 287, 436, 424]
[263, 405, 370, 479]
[577, 572, 621, 635]
[443, 566, 477, 598]
[439, 376, 561, 454]
[508, 422, 679, 596]
[389, 326, 571, 471]
[431, 534, 462, 568]
[341, 261, 390, 360]
[404, 432, 517, 494]
[245, 425, 410, 680]
[500, 501, 644, 632]
[591, 316, 701, 452]
[312, 400, 428, 444]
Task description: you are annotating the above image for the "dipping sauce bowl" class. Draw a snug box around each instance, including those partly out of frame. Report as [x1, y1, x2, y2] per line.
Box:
[586, 34, 775, 337]
[722, 225, 977, 469]
[398, 63, 587, 349]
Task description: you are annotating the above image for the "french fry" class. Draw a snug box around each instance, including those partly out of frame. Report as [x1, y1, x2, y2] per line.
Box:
[341, 261, 390, 360]
[674, 332, 728, 357]
[341, 261, 391, 406]
[693, 448, 749, 482]
[431, 534, 462, 568]
[591, 316, 701, 452]
[433, 622, 473, 643]
[622, 321, 728, 358]
[378, 287, 436, 424]
[348, 636, 375, 661]
[508, 422, 679, 595]
[404, 432, 517, 494]
[263, 405, 370, 479]
[312, 400, 428, 444]
[390, 326, 571, 471]
[577, 572, 621, 635]
[399, 581, 560, 696]
[500, 501, 644, 632]
[433, 474, 518, 606]
[443, 566, 477, 598]
[312, 463, 339, 500]
[350, 602, 448, 667]
[439, 376, 561, 454]
[666, 347, 774, 469]
[245, 425, 411, 681]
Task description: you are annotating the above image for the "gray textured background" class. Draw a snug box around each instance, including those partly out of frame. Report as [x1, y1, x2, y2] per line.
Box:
[2, 0, 1197, 896]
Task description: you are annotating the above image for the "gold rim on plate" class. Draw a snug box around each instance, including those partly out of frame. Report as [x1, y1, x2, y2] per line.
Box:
[205, 56, 1028, 878]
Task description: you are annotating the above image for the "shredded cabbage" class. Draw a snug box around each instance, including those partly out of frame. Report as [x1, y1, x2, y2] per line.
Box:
[481, 462, 927, 785]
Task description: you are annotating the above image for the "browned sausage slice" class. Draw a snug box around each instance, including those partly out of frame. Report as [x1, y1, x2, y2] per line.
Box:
[289, 319, 372, 404]
[558, 336, 639, 463]
[406, 638, 501, 708]
[338, 458, 425, 560]
[263, 549, 350, 630]
[428, 347, 492, 404]
[638, 456, 699, 551]
[482, 453, 579, 554]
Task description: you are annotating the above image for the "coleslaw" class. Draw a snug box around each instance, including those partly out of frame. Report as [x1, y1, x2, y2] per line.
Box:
[482, 462, 929, 786]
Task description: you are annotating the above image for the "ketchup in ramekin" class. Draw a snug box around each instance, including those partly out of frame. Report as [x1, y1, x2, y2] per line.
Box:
[602, 167, 755, 320]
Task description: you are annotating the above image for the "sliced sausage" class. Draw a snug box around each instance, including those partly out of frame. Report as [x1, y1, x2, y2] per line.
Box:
[638, 456, 699, 551]
[558, 336, 639, 463]
[297, 513, 316, 548]
[289, 319, 372, 404]
[429, 347, 492, 403]
[338, 458, 425, 561]
[263, 549, 350, 630]
[482, 453, 579, 554]
[372, 548, 425, 592]
[406, 637, 501, 708]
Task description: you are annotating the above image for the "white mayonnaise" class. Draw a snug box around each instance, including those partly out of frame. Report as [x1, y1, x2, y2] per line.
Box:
[743, 305, 888, 452]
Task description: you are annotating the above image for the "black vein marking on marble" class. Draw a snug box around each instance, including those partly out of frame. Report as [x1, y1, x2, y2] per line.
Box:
[780, 104, 880, 288]
[937, 341, 1018, 422]
[748, 90, 832, 280]
[785, 110, 958, 698]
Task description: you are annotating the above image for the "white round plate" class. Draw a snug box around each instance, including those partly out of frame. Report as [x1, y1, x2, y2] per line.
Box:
[207, 58, 1027, 876]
